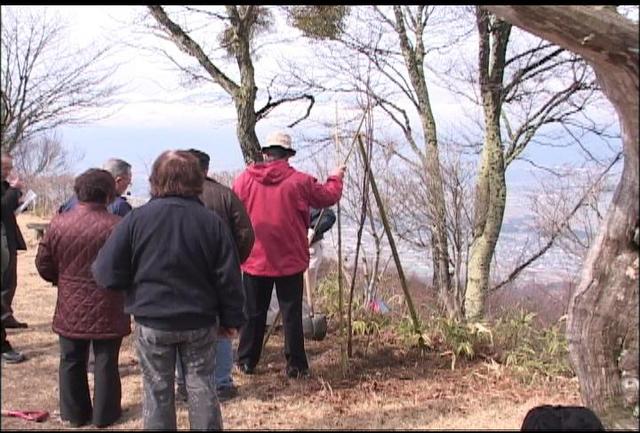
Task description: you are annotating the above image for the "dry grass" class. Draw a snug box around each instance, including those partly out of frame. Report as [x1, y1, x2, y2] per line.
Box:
[1, 213, 581, 430]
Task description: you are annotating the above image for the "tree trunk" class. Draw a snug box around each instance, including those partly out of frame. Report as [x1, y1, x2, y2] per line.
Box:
[466, 132, 507, 320]
[230, 6, 263, 164]
[391, 6, 454, 317]
[234, 96, 262, 164]
[425, 130, 455, 318]
[483, 6, 639, 427]
[466, 9, 510, 320]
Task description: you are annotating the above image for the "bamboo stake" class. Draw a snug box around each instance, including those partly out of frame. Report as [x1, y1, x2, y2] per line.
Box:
[336, 142, 347, 375]
[346, 106, 374, 358]
[355, 134, 424, 347]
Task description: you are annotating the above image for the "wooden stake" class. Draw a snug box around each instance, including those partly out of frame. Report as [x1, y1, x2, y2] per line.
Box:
[355, 134, 424, 347]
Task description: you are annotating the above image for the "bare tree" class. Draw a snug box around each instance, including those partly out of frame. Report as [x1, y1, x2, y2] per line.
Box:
[528, 158, 620, 262]
[386, 144, 475, 315]
[11, 132, 82, 178]
[307, 6, 460, 316]
[286, 5, 618, 323]
[145, 6, 316, 163]
[491, 153, 622, 292]
[483, 5, 638, 427]
[0, 6, 120, 152]
[27, 173, 74, 217]
[455, 5, 613, 320]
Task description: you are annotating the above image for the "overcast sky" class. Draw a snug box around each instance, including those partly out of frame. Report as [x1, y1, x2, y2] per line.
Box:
[13, 5, 630, 198]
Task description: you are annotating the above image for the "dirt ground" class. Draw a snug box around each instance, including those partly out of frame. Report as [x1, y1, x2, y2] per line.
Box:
[1, 213, 581, 430]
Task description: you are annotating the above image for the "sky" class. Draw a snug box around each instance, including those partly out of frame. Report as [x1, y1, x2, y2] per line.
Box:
[8, 5, 629, 198]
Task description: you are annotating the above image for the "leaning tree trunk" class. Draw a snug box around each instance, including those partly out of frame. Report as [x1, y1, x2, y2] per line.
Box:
[483, 6, 639, 428]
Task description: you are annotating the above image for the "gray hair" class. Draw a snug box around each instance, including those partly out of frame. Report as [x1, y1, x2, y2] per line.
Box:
[102, 158, 131, 178]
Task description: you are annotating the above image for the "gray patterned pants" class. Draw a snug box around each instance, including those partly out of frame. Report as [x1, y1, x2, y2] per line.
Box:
[135, 324, 221, 430]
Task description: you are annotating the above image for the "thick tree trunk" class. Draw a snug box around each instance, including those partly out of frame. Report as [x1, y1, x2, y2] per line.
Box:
[234, 97, 262, 164]
[230, 6, 263, 164]
[483, 6, 639, 427]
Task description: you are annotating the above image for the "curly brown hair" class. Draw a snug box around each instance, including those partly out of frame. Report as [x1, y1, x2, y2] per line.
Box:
[74, 168, 116, 204]
[149, 150, 203, 198]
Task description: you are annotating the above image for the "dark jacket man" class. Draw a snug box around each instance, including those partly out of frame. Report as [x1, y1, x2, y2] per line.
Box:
[201, 177, 254, 262]
[1, 152, 28, 329]
[0, 180, 26, 253]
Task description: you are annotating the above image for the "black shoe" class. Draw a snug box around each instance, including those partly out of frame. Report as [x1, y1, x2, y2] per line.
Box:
[217, 385, 238, 402]
[1, 349, 26, 364]
[3, 318, 28, 329]
[62, 419, 89, 428]
[237, 363, 255, 375]
[286, 367, 309, 379]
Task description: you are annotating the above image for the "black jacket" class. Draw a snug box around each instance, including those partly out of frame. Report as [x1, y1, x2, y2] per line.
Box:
[1, 180, 26, 252]
[91, 195, 246, 331]
[200, 177, 254, 262]
[310, 207, 336, 244]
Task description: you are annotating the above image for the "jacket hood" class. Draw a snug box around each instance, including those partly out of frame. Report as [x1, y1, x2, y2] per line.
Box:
[247, 160, 295, 185]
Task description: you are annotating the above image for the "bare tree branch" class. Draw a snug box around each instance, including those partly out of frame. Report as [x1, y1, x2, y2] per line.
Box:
[1, 7, 120, 152]
[491, 151, 622, 291]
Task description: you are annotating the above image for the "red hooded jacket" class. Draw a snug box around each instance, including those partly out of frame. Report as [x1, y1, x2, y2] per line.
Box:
[232, 159, 343, 277]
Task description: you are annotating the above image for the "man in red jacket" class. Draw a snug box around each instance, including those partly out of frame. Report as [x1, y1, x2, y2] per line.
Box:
[232, 131, 345, 378]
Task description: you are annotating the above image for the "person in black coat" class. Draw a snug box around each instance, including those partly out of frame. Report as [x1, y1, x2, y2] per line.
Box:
[1, 220, 25, 364]
[1, 152, 28, 331]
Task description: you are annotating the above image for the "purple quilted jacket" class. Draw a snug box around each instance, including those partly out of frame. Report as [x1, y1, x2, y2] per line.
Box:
[35, 202, 131, 339]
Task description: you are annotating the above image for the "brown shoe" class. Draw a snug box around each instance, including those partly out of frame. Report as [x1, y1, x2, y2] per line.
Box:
[3, 318, 28, 329]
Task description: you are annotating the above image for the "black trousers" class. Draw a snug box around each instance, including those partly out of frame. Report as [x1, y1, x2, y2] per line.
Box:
[0, 324, 10, 352]
[237, 272, 308, 372]
[1, 250, 17, 321]
[58, 336, 123, 427]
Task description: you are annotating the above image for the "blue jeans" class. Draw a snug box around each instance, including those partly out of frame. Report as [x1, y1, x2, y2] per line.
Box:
[135, 324, 221, 430]
[176, 337, 234, 390]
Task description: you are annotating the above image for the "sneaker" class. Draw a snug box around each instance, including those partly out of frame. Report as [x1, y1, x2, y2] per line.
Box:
[285, 367, 309, 379]
[217, 385, 238, 402]
[236, 363, 255, 375]
[1, 349, 26, 364]
[176, 384, 188, 402]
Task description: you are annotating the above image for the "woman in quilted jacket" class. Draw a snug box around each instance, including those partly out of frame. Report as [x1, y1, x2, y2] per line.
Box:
[35, 168, 130, 428]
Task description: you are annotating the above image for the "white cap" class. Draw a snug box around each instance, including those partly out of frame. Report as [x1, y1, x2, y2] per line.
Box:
[263, 131, 296, 155]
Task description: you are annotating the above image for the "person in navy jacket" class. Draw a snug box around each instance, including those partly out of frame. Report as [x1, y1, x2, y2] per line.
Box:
[92, 150, 245, 430]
